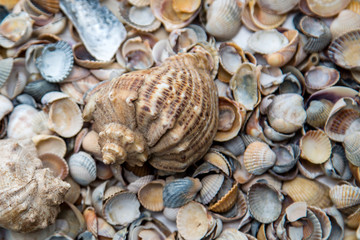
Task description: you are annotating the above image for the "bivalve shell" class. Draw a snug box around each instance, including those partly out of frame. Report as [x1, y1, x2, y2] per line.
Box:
[329, 185, 360, 209]
[68, 151, 96, 186]
[0, 94, 13, 120]
[343, 131, 360, 166]
[138, 179, 165, 211]
[306, 99, 333, 128]
[306, 0, 351, 17]
[32, 134, 67, 157]
[0, 12, 33, 48]
[248, 29, 289, 55]
[330, 10, 360, 40]
[208, 182, 238, 213]
[257, 0, 299, 14]
[243, 141, 276, 175]
[38, 153, 69, 180]
[199, 174, 224, 205]
[300, 130, 332, 164]
[0, 58, 13, 88]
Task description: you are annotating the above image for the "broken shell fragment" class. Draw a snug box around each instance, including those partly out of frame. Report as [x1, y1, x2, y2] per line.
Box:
[248, 29, 289, 55]
[0, 12, 33, 48]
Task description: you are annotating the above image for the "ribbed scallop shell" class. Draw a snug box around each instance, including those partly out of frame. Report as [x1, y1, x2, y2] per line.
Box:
[103, 192, 140, 226]
[300, 130, 332, 164]
[83, 45, 219, 172]
[343, 132, 360, 166]
[208, 182, 238, 213]
[0, 94, 13, 120]
[306, 0, 351, 17]
[68, 151, 96, 186]
[329, 185, 360, 209]
[330, 10, 360, 40]
[248, 0, 287, 30]
[247, 182, 283, 224]
[204, 0, 242, 40]
[243, 141, 276, 175]
[0, 58, 13, 88]
[306, 99, 333, 128]
[347, 0, 360, 14]
[163, 177, 202, 208]
[328, 30, 360, 70]
[199, 174, 224, 205]
[24, 80, 60, 102]
[0, 139, 70, 232]
[138, 180, 165, 211]
[282, 177, 332, 208]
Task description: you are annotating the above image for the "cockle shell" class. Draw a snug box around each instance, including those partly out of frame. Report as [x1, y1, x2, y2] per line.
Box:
[257, 0, 299, 14]
[83, 45, 219, 172]
[300, 130, 332, 164]
[68, 151, 97, 186]
[306, 99, 333, 128]
[243, 141, 276, 175]
[330, 10, 360, 40]
[329, 184, 360, 210]
[306, 0, 351, 17]
[343, 132, 360, 166]
[0, 139, 70, 232]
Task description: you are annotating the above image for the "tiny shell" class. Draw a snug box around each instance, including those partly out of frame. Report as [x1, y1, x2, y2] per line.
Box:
[243, 141, 276, 175]
[32, 134, 67, 157]
[138, 179, 165, 211]
[300, 130, 332, 164]
[38, 153, 69, 180]
[163, 177, 202, 208]
[103, 192, 140, 226]
[176, 201, 209, 240]
[68, 151, 97, 186]
[48, 98, 83, 138]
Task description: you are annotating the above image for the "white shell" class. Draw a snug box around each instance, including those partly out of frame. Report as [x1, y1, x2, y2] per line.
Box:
[68, 151, 97, 186]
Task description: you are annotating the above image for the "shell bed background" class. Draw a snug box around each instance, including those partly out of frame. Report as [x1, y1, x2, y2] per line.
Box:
[1, 0, 360, 239]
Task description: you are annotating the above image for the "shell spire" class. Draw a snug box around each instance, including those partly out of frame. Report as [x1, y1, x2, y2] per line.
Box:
[83, 44, 219, 172]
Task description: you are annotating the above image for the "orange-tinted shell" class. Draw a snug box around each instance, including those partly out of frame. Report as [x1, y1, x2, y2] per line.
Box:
[83, 46, 219, 172]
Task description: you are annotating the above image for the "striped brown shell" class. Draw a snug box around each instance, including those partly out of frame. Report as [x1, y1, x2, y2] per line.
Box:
[83, 45, 219, 172]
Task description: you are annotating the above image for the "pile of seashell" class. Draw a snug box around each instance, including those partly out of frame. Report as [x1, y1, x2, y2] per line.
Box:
[1, 0, 360, 239]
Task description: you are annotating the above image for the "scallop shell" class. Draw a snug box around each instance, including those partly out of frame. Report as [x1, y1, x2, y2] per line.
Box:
[103, 192, 140, 226]
[257, 0, 299, 14]
[23, 80, 60, 102]
[243, 141, 276, 175]
[163, 177, 202, 208]
[83, 45, 219, 172]
[36, 41, 74, 82]
[222, 136, 246, 156]
[324, 97, 360, 142]
[119, 3, 161, 32]
[138, 180, 165, 212]
[0, 58, 13, 88]
[60, 0, 127, 61]
[203, 0, 242, 40]
[329, 185, 360, 209]
[306, 0, 351, 17]
[229, 63, 260, 111]
[32, 134, 67, 158]
[68, 151, 97, 186]
[214, 97, 246, 142]
[97, 217, 116, 239]
[306, 99, 333, 128]
[208, 182, 238, 213]
[203, 150, 232, 176]
[32, 0, 59, 14]
[282, 177, 332, 208]
[248, 29, 289, 55]
[247, 182, 283, 224]
[199, 174, 224, 205]
[0, 139, 70, 232]
[72, 43, 114, 69]
[300, 130, 332, 164]
[0, 94, 13, 121]
[343, 132, 360, 166]
[328, 30, 360, 70]
[347, 0, 360, 14]
[38, 153, 69, 180]
[330, 10, 360, 40]
[48, 98, 83, 138]
[176, 201, 209, 240]
[267, 93, 306, 134]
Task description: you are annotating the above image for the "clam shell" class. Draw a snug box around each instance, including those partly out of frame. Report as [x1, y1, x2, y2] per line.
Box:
[199, 174, 224, 205]
[0, 58, 28, 100]
[32, 0, 59, 14]
[208, 181, 238, 213]
[96, 161, 113, 180]
[347, 0, 360, 14]
[344, 132, 360, 166]
[300, 130, 332, 164]
[306, 99, 333, 128]
[308, 206, 332, 240]
[97, 217, 116, 239]
[152, 39, 176, 65]
[248, 29, 289, 55]
[168, 28, 198, 53]
[68, 151, 96, 186]
[64, 176, 81, 204]
[229, 63, 260, 111]
[48, 98, 83, 138]
[36, 41, 74, 82]
[163, 177, 202, 208]
[257, 0, 299, 14]
[222, 136, 246, 157]
[217, 42, 245, 82]
[0, 94, 13, 120]
[329, 185, 360, 209]
[0, 58, 13, 88]
[104, 186, 126, 201]
[128, 0, 150, 7]
[82, 130, 101, 158]
[324, 97, 360, 142]
[91, 181, 108, 215]
[203, 150, 232, 176]
[138, 180, 165, 211]
[103, 192, 140, 226]
[243, 141, 276, 175]
[0, 12, 33, 48]
[328, 30, 360, 70]
[176, 201, 209, 240]
[163, 207, 179, 222]
[83, 207, 97, 237]
[247, 182, 283, 223]
[60, 0, 126, 61]
[23, 80, 60, 102]
[41, 91, 69, 105]
[324, 145, 352, 180]
[73, 43, 114, 69]
[32, 134, 67, 157]
[306, 0, 351, 17]
[271, 145, 298, 174]
[121, 36, 154, 71]
[119, 3, 161, 32]
[330, 10, 360, 40]
[7, 104, 38, 139]
[203, 0, 242, 40]
[38, 153, 69, 180]
[216, 228, 248, 240]
[214, 97, 246, 142]
[282, 177, 332, 208]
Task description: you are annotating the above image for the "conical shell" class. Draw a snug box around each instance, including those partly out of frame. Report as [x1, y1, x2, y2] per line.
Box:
[138, 180, 165, 211]
[329, 185, 360, 209]
[344, 132, 360, 167]
[300, 130, 332, 164]
[163, 177, 202, 208]
[0, 139, 70, 232]
[48, 98, 83, 138]
[243, 141, 276, 175]
[247, 182, 283, 224]
[32, 134, 66, 158]
[103, 191, 140, 226]
[306, 99, 333, 128]
[68, 151, 96, 186]
[282, 177, 332, 208]
[176, 201, 209, 240]
[306, 0, 351, 17]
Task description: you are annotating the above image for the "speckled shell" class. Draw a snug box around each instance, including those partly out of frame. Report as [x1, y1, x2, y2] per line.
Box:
[0, 139, 70, 232]
[83, 45, 219, 172]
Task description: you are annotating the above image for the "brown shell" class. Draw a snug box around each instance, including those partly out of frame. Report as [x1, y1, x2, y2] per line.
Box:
[83, 45, 219, 172]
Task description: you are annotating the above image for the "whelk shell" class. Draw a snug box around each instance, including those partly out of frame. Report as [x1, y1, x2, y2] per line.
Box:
[243, 141, 276, 175]
[300, 130, 332, 164]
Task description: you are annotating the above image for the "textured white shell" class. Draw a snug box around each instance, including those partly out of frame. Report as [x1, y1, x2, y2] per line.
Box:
[68, 151, 97, 186]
